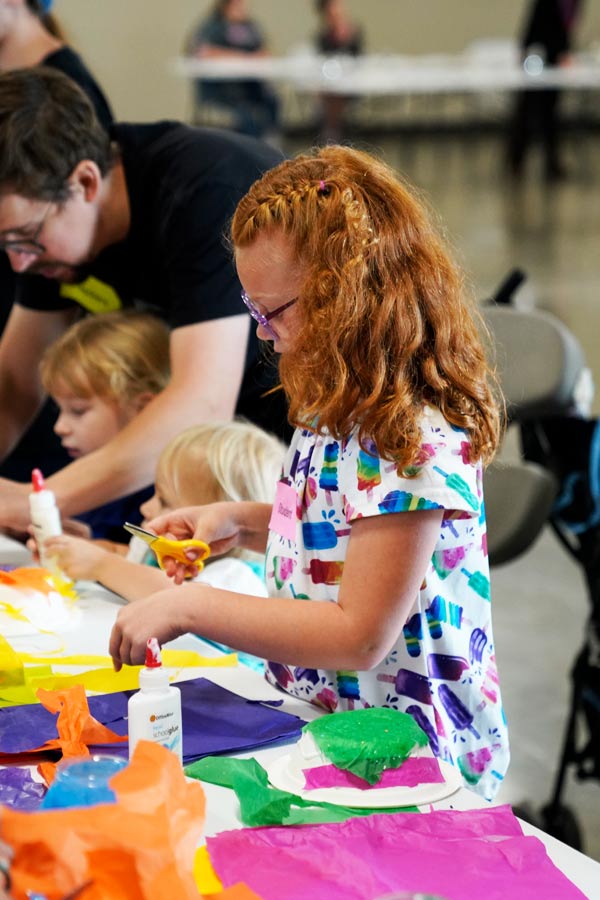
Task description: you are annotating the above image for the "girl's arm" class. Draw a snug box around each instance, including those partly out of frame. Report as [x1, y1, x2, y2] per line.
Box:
[44, 534, 170, 602]
[110, 507, 443, 670]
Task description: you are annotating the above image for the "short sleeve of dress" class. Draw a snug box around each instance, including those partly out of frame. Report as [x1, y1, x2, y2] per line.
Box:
[339, 407, 483, 532]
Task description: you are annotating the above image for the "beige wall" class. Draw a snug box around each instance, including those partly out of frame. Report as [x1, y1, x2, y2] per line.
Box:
[56, 1, 600, 122]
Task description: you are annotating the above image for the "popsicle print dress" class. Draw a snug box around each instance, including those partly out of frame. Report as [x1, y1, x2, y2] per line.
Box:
[264, 405, 510, 800]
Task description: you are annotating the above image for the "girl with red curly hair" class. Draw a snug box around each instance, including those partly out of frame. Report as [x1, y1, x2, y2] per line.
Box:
[110, 146, 509, 799]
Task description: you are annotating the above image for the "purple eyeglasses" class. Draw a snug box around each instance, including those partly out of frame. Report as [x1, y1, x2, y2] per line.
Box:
[241, 289, 298, 340]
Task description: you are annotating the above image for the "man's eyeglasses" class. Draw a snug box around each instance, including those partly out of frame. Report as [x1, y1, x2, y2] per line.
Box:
[0, 203, 52, 257]
[241, 290, 297, 340]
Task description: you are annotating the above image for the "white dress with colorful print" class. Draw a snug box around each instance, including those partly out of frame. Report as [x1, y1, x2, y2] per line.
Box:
[264, 405, 509, 800]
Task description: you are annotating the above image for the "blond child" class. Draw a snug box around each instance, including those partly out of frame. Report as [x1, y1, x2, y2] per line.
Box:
[38, 311, 170, 544]
[109, 146, 509, 799]
[44, 420, 285, 601]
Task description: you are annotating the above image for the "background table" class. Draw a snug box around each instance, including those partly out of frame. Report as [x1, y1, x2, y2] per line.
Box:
[171, 52, 600, 96]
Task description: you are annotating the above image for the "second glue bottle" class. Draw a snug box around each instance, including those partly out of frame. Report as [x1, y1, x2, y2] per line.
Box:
[127, 637, 183, 763]
[29, 467, 64, 578]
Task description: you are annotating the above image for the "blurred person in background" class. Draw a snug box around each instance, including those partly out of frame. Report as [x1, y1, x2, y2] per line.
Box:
[313, 0, 364, 143]
[186, 0, 280, 141]
[0, 0, 112, 129]
[506, 0, 584, 181]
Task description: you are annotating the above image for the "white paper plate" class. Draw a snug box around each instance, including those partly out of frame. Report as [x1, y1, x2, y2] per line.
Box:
[266, 750, 463, 808]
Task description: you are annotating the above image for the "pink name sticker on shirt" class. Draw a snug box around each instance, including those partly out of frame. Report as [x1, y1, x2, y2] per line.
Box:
[269, 481, 297, 542]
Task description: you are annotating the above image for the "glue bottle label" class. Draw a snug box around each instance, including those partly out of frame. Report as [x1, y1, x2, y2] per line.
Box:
[127, 640, 183, 764]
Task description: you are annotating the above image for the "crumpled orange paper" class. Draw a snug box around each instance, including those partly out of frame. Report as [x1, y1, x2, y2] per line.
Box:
[1, 740, 206, 900]
[34, 683, 128, 785]
[0, 567, 74, 595]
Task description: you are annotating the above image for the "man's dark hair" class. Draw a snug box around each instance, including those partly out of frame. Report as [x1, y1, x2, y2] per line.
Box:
[0, 67, 114, 202]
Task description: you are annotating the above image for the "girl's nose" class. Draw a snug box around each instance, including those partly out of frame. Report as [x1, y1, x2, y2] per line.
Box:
[53, 415, 69, 436]
[140, 494, 159, 522]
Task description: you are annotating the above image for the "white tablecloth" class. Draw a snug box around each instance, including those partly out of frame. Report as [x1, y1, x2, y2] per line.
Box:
[171, 52, 600, 97]
[0, 536, 598, 897]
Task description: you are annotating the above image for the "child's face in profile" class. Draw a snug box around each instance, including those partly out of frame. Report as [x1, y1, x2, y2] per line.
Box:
[140, 467, 182, 525]
[140, 459, 221, 525]
[140, 489, 172, 525]
[236, 230, 304, 355]
[51, 385, 141, 458]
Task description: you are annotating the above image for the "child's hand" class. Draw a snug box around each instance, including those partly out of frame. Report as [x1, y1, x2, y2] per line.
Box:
[26, 527, 40, 563]
[43, 534, 109, 583]
[26, 519, 93, 562]
[147, 503, 242, 584]
[109, 586, 199, 669]
[145, 506, 205, 542]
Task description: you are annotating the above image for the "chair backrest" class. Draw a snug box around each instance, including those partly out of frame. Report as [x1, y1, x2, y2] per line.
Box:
[482, 305, 586, 566]
[485, 460, 558, 565]
[482, 305, 586, 423]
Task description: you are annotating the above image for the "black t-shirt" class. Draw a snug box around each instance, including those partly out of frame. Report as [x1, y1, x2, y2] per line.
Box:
[16, 123, 291, 440]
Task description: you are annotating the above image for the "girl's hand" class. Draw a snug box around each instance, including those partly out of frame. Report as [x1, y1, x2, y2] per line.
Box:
[146, 503, 243, 584]
[43, 534, 109, 583]
[109, 586, 197, 670]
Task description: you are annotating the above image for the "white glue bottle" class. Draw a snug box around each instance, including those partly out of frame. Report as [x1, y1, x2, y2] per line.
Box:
[29, 467, 64, 575]
[127, 637, 183, 763]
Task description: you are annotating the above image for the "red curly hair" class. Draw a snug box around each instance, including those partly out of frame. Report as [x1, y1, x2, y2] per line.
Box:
[231, 146, 501, 468]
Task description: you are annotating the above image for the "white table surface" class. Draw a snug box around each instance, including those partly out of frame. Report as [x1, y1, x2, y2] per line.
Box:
[1, 536, 599, 898]
[171, 52, 600, 97]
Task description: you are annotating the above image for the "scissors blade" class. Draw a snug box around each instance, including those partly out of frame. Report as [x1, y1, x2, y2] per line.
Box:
[123, 522, 157, 546]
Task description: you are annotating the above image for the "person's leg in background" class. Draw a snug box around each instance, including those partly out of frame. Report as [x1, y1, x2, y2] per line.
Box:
[506, 90, 535, 177]
[540, 88, 565, 180]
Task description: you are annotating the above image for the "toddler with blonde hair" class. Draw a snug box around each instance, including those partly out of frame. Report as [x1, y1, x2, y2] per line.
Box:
[44, 419, 285, 600]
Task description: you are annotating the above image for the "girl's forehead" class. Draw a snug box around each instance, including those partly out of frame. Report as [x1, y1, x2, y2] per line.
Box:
[236, 231, 305, 291]
[238, 230, 298, 268]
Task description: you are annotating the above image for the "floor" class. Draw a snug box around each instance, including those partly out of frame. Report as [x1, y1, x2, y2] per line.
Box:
[283, 128, 600, 860]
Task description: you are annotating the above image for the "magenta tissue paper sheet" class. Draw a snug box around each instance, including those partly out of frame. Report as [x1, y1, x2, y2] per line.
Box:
[207, 804, 586, 900]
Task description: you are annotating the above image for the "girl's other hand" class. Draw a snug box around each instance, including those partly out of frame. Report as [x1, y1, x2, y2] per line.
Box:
[43, 534, 109, 583]
[147, 503, 242, 583]
[145, 506, 207, 542]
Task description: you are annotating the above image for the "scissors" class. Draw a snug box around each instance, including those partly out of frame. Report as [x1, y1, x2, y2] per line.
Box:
[123, 523, 211, 573]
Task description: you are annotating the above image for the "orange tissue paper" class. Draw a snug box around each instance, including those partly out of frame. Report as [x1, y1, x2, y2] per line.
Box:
[1, 740, 206, 900]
